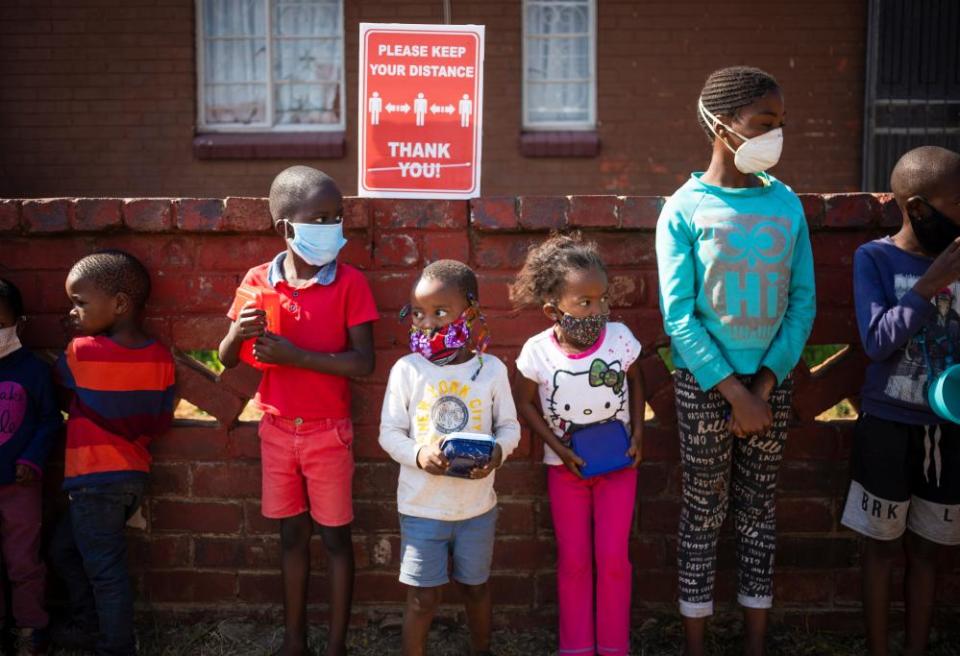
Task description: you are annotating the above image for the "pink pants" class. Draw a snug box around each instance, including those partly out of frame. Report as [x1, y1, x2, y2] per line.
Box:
[548, 464, 637, 656]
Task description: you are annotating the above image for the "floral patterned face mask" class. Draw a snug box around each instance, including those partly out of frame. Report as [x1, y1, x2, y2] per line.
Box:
[557, 310, 609, 347]
[408, 314, 472, 365]
[403, 299, 491, 377]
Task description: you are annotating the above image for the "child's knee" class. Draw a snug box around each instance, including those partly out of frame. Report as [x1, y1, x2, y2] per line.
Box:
[280, 514, 312, 550]
[905, 530, 941, 561]
[457, 581, 489, 603]
[318, 524, 353, 557]
[407, 586, 441, 615]
[866, 535, 903, 561]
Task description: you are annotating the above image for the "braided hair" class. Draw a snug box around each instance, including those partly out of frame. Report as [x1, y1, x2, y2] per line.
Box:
[0, 278, 24, 319]
[509, 232, 606, 307]
[697, 66, 779, 142]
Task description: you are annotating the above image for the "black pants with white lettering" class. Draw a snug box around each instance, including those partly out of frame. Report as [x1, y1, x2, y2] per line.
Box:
[674, 368, 792, 618]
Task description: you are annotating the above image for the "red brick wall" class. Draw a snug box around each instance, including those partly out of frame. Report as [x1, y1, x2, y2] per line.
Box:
[4, 193, 957, 628]
[0, 0, 867, 199]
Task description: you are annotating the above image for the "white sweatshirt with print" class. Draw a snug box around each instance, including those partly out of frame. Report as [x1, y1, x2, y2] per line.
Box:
[378, 353, 521, 521]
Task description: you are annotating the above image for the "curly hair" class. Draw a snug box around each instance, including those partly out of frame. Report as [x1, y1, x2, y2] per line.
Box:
[697, 66, 779, 142]
[509, 232, 606, 307]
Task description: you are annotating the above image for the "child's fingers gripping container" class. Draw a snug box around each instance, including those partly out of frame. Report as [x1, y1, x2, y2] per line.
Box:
[570, 420, 633, 478]
[230, 285, 281, 370]
[440, 433, 495, 478]
[929, 364, 960, 424]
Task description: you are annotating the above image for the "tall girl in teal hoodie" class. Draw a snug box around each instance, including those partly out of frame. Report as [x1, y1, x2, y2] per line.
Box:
[655, 67, 815, 656]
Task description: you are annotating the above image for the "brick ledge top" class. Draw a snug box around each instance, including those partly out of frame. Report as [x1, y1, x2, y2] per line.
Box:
[0, 193, 901, 234]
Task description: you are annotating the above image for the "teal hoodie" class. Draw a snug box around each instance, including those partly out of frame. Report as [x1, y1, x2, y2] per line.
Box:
[655, 172, 816, 391]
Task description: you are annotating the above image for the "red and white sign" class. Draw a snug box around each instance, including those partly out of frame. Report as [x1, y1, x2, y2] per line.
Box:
[358, 23, 484, 199]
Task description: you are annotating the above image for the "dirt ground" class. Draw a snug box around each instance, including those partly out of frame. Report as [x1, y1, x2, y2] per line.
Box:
[50, 615, 960, 655]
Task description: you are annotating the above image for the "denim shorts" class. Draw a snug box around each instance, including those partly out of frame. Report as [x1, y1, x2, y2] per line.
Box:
[399, 506, 498, 588]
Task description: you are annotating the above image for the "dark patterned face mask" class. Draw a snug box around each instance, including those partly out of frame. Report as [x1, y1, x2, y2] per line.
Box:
[557, 311, 609, 347]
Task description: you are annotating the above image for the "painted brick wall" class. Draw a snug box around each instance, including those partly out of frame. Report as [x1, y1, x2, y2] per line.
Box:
[0, 0, 866, 199]
[3, 193, 957, 629]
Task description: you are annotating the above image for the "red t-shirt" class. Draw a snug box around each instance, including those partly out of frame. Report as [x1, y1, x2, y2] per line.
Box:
[227, 259, 379, 419]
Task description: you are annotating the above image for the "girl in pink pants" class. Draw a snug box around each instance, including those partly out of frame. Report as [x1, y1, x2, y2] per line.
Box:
[511, 234, 646, 656]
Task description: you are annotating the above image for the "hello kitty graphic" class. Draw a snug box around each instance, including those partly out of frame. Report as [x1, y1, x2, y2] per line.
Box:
[549, 358, 627, 439]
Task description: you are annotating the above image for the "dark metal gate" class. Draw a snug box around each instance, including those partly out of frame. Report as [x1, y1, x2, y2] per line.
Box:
[862, 0, 960, 191]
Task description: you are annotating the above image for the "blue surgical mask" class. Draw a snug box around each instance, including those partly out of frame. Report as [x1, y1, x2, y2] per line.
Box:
[283, 220, 347, 267]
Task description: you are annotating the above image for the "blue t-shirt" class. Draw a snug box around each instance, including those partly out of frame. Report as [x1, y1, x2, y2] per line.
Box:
[655, 172, 817, 391]
[0, 347, 61, 484]
[854, 236, 958, 425]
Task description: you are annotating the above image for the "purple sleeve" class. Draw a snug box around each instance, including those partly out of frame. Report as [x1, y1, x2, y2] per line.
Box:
[854, 247, 935, 362]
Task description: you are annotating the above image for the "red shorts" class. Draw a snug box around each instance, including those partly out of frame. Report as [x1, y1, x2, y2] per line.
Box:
[258, 414, 355, 527]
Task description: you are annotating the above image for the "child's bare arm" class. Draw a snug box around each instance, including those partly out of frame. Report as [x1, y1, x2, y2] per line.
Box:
[513, 372, 585, 477]
[627, 361, 646, 466]
[252, 321, 375, 377]
[218, 303, 266, 369]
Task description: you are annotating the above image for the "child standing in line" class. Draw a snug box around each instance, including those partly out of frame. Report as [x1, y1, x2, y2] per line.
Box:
[379, 260, 521, 656]
[218, 166, 378, 656]
[49, 250, 176, 656]
[0, 278, 61, 655]
[512, 233, 645, 656]
[841, 146, 960, 656]
[655, 66, 815, 656]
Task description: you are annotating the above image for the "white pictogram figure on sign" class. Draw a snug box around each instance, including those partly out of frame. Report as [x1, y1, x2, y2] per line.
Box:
[414, 92, 428, 126]
[368, 92, 382, 125]
[458, 94, 472, 127]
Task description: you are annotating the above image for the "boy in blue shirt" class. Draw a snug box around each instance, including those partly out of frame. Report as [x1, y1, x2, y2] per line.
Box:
[842, 146, 960, 656]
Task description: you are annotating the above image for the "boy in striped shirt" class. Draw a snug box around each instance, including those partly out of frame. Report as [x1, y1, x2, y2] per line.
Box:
[50, 250, 175, 656]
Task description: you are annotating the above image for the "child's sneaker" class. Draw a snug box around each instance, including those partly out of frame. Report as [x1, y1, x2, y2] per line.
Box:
[14, 627, 49, 656]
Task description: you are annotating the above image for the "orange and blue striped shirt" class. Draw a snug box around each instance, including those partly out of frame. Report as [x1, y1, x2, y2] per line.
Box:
[55, 336, 175, 489]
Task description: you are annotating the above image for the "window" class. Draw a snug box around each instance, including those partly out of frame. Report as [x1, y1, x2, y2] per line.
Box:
[196, 0, 345, 133]
[862, 0, 960, 190]
[522, 0, 596, 130]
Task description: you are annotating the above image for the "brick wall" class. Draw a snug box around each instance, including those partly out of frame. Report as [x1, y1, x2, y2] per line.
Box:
[0, 0, 866, 199]
[4, 193, 957, 629]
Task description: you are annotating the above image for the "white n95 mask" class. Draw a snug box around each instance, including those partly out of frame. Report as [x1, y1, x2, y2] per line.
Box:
[698, 99, 783, 174]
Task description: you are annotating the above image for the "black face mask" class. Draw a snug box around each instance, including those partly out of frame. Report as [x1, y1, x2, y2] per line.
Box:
[910, 199, 960, 255]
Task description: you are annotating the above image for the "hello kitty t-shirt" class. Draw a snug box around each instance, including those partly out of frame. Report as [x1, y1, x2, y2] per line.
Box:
[516, 322, 642, 465]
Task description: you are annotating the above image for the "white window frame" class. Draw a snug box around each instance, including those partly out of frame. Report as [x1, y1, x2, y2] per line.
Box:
[521, 0, 597, 131]
[195, 0, 346, 133]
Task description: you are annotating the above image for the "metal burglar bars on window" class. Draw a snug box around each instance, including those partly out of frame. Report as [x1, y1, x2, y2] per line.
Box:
[862, 0, 960, 191]
[522, 0, 596, 130]
[196, 0, 345, 132]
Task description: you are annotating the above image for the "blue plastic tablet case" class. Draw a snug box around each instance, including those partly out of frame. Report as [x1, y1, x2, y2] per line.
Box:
[570, 421, 632, 478]
[440, 433, 495, 478]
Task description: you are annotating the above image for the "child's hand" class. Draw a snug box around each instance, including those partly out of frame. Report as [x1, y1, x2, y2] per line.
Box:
[558, 445, 586, 478]
[253, 333, 301, 366]
[749, 368, 777, 402]
[916, 238, 960, 298]
[627, 429, 643, 467]
[417, 444, 449, 475]
[728, 393, 772, 438]
[235, 303, 267, 339]
[15, 464, 37, 485]
[470, 444, 503, 479]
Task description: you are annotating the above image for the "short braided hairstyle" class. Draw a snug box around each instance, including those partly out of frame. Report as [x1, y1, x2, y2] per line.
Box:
[697, 66, 780, 142]
[68, 249, 151, 311]
[509, 232, 606, 307]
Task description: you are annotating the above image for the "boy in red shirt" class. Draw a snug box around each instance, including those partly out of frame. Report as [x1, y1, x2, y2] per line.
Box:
[219, 166, 378, 656]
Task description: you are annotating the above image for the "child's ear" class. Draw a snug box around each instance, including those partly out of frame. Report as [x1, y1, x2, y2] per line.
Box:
[905, 196, 929, 219]
[542, 303, 561, 323]
[274, 219, 292, 239]
[113, 292, 131, 317]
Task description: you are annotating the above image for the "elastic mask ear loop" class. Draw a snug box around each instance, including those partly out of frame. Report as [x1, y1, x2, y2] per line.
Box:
[698, 99, 741, 156]
[466, 293, 489, 381]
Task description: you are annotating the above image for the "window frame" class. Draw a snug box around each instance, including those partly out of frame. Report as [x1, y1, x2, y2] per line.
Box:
[194, 0, 346, 134]
[521, 0, 597, 132]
